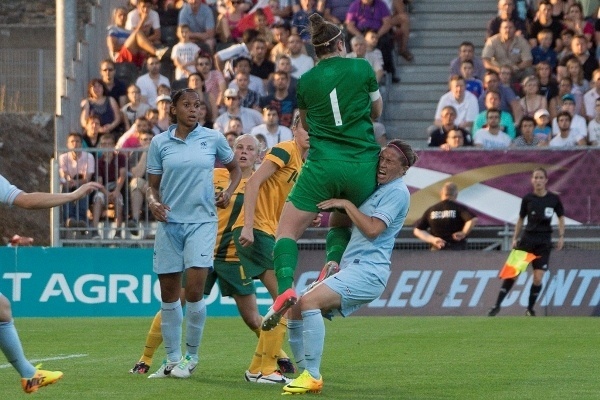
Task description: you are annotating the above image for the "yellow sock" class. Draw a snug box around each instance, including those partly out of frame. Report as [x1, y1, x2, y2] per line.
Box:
[260, 317, 287, 376]
[140, 310, 163, 365]
[248, 331, 263, 374]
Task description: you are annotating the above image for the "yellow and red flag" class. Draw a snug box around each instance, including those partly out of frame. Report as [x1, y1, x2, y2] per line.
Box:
[498, 249, 539, 279]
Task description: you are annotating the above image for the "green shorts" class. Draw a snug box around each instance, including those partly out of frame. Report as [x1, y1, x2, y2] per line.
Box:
[232, 227, 274, 278]
[204, 260, 256, 297]
[288, 158, 378, 212]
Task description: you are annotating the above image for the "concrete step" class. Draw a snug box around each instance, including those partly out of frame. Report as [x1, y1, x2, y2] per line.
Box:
[412, 15, 489, 31]
[393, 65, 449, 84]
[412, 2, 497, 13]
[384, 101, 437, 121]
[409, 31, 486, 49]
[388, 84, 447, 102]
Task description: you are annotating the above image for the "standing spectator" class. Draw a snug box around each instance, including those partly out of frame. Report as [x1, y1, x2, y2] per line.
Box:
[234, 71, 261, 111]
[259, 71, 297, 128]
[121, 84, 151, 131]
[474, 108, 512, 148]
[413, 182, 478, 250]
[59, 133, 95, 229]
[250, 106, 293, 148]
[0, 176, 100, 394]
[136, 56, 171, 107]
[512, 116, 546, 146]
[551, 93, 587, 138]
[549, 110, 587, 147]
[449, 41, 486, 79]
[588, 98, 600, 146]
[126, 0, 162, 46]
[345, 0, 398, 83]
[178, 0, 216, 52]
[473, 90, 517, 139]
[583, 69, 600, 120]
[287, 34, 315, 79]
[519, 75, 548, 120]
[80, 79, 122, 136]
[171, 24, 201, 80]
[91, 134, 128, 239]
[427, 105, 473, 147]
[482, 20, 533, 83]
[488, 168, 565, 317]
[528, 0, 563, 50]
[145, 89, 241, 379]
[434, 75, 479, 132]
[487, 0, 528, 39]
[214, 88, 263, 133]
[100, 59, 128, 107]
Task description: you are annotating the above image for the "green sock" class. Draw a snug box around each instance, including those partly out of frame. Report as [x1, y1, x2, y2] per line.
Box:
[326, 227, 351, 263]
[273, 237, 298, 294]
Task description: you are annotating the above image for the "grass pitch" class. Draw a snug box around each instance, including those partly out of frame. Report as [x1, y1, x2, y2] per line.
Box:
[0, 317, 598, 399]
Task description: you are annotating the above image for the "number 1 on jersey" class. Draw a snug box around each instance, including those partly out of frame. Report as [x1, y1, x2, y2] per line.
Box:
[329, 88, 343, 126]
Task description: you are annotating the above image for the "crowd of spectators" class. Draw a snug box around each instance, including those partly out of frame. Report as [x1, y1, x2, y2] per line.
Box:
[430, 0, 600, 151]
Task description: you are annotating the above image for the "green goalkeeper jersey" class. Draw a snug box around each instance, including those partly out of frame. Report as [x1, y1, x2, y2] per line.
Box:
[296, 56, 381, 162]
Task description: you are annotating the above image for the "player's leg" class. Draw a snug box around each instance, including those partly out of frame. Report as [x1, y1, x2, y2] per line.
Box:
[527, 246, 550, 316]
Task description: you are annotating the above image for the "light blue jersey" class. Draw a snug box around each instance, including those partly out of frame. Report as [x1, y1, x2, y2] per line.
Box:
[147, 123, 234, 223]
[0, 174, 22, 206]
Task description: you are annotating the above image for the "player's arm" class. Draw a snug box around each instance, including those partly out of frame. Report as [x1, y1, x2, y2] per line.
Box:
[13, 182, 102, 210]
[413, 227, 446, 250]
[371, 92, 383, 121]
[216, 158, 241, 209]
[556, 215, 565, 250]
[453, 217, 478, 241]
[511, 216, 524, 248]
[317, 198, 386, 239]
[146, 173, 169, 222]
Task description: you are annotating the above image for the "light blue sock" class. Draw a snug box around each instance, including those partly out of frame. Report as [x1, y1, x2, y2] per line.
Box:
[184, 299, 206, 362]
[0, 320, 36, 378]
[287, 319, 305, 372]
[160, 301, 183, 363]
[301, 309, 324, 379]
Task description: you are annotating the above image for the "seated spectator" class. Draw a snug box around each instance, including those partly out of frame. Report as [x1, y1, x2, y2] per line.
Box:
[519, 75, 548, 121]
[287, 34, 315, 79]
[216, 0, 247, 44]
[249, 37, 276, 87]
[100, 59, 128, 107]
[531, 29, 558, 71]
[250, 106, 293, 148]
[347, 35, 384, 82]
[486, 0, 527, 39]
[556, 28, 575, 62]
[171, 24, 201, 81]
[413, 182, 478, 251]
[345, 0, 398, 83]
[319, 0, 353, 29]
[135, 56, 171, 107]
[474, 108, 512, 148]
[195, 53, 227, 109]
[145, 107, 161, 135]
[234, 71, 261, 111]
[155, 94, 172, 132]
[107, 7, 168, 70]
[214, 88, 263, 133]
[473, 90, 517, 139]
[583, 69, 600, 120]
[291, 0, 318, 45]
[440, 128, 469, 151]
[434, 75, 479, 132]
[253, 9, 275, 51]
[266, 55, 298, 97]
[549, 77, 584, 119]
[157, 83, 171, 97]
[226, 117, 245, 135]
[565, 57, 589, 95]
[269, 20, 293, 63]
[121, 84, 151, 131]
[449, 41, 486, 79]
[533, 108, 552, 141]
[549, 110, 587, 147]
[196, 99, 213, 129]
[80, 79, 122, 136]
[373, 121, 388, 146]
[482, 20, 533, 83]
[225, 130, 239, 148]
[558, 34, 598, 82]
[528, 1, 563, 50]
[178, 0, 216, 52]
[227, 56, 266, 96]
[125, 0, 162, 46]
[512, 116, 546, 147]
[259, 71, 297, 128]
[188, 72, 217, 122]
[478, 70, 521, 122]
[551, 93, 587, 139]
[588, 98, 600, 146]
[461, 60, 484, 98]
[116, 115, 153, 149]
[82, 115, 102, 149]
[427, 105, 473, 147]
[213, 29, 259, 77]
[562, 2, 594, 44]
[128, 130, 154, 233]
[536, 61, 559, 103]
[269, 0, 293, 21]
[91, 134, 127, 239]
[59, 133, 95, 229]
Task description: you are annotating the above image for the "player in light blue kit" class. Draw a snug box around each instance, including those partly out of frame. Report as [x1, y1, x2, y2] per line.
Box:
[0, 173, 101, 393]
[282, 139, 418, 395]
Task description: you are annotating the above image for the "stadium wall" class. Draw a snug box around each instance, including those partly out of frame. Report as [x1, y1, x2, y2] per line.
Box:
[1, 248, 599, 317]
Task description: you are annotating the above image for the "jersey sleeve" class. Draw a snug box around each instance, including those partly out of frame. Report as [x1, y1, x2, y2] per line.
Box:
[519, 195, 529, 219]
[146, 138, 163, 175]
[264, 141, 292, 169]
[554, 194, 565, 217]
[372, 185, 410, 228]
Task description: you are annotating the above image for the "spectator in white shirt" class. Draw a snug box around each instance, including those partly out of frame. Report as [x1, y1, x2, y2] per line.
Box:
[474, 108, 512, 148]
[434, 75, 480, 132]
[551, 93, 587, 139]
[135, 56, 170, 108]
[549, 110, 587, 147]
[250, 106, 293, 149]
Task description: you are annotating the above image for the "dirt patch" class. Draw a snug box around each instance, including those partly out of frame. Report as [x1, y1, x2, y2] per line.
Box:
[0, 113, 54, 245]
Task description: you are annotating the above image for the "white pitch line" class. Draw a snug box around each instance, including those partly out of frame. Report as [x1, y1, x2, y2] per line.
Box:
[0, 353, 88, 369]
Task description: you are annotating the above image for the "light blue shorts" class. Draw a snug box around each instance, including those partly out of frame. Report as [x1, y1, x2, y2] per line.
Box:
[153, 222, 216, 274]
[323, 263, 390, 317]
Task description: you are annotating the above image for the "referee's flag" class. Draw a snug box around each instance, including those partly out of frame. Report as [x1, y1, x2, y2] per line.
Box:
[498, 249, 539, 279]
